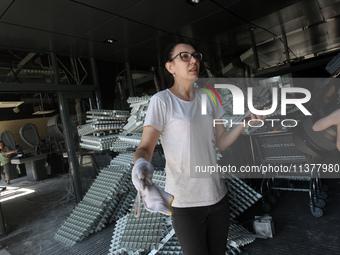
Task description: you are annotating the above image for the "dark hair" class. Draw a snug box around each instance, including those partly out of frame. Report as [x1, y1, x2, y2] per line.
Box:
[163, 40, 197, 87]
[163, 40, 197, 64]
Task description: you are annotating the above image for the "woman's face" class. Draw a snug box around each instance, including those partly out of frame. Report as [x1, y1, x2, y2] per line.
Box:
[0, 142, 4, 150]
[166, 43, 200, 82]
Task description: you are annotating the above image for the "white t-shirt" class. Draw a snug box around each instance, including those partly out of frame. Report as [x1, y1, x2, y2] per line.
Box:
[144, 88, 228, 207]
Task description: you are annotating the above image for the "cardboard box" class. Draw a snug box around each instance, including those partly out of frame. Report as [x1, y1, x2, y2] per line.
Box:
[253, 215, 275, 238]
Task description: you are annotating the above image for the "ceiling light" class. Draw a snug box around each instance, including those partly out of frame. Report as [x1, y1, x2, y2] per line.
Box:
[104, 39, 116, 44]
[0, 101, 24, 108]
[186, 0, 202, 5]
[32, 110, 56, 115]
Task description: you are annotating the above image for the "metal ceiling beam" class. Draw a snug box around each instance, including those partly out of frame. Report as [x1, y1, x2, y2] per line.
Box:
[0, 84, 95, 92]
[17, 53, 36, 70]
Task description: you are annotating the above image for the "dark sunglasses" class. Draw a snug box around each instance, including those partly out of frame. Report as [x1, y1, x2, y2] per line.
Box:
[169, 51, 203, 62]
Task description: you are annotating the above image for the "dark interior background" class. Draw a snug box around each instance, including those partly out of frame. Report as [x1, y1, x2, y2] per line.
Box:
[1, 0, 340, 120]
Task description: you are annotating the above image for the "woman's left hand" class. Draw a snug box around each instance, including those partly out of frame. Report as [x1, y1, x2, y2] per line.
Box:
[244, 104, 269, 126]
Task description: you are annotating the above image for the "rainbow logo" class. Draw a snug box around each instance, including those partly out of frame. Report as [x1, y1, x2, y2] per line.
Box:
[197, 82, 222, 106]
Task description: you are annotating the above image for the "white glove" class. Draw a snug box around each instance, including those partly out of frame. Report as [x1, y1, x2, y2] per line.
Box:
[134, 183, 174, 218]
[131, 158, 154, 191]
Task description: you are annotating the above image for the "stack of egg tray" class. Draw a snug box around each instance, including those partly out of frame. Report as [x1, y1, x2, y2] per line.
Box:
[122, 95, 151, 135]
[77, 122, 124, 137]
[110, 152, 135, 167]
[78, 109, 130, 150]
[148, 223, 244, 255]
[109, 188, 138, 223]
[150, 232, 182, 255]
[108, 202, 169, 254]
[107, 152, 137, 222]
[228, 223, 256, 248]
[148, 220, 176, 255]
[108, 171, 170, 255]
[127, 95, 152, 105]
[226, 245, 242, 255]
[87, 109, 131, 120]
[107, 168, 259, 254]
[224, 177, 262, 219]
[151, 222, 246, 255]
[108, 215, 145, 255]
[80, 134, 118, 151]
[110, 134, 143, 152]
[54, 164, 132, 246]
[114, 208, 168, 252]
[155, 236, 242, 255]
[107, 151, 166, 223]
[79, 109, 130, 136]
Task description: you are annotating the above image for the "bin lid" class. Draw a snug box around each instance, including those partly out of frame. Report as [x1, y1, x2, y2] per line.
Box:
[0, 131, 16, 150]
[47, 114, 64, 141]
[20, 123, 40, 148]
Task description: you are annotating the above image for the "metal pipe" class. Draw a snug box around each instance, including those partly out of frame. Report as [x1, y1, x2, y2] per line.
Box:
[50, 52, 60, 85]
[249, 28, 260, 70]
[125, 62, 134, 97]
[58, 92, 83, 203]
[90, 58, 102, 109]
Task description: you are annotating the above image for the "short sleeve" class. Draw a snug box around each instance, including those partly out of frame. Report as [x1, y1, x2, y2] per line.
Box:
[144, 95, 166, 133]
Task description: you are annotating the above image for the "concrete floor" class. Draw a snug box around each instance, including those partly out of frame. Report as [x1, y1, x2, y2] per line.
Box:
[0, 172, 340, 255]
[0, 174, 76, 255]
[238, 178, 340, 254]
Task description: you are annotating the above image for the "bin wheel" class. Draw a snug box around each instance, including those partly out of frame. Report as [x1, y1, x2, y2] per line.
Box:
[268, 194, 277, 204]
[311, 207, 323, 217]
[317, 190, 328, 200]
[313, 198, 326, 208]
[262, 201, 272, 212]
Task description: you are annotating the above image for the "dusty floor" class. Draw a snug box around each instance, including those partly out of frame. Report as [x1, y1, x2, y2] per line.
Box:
[0, 172, 339, 255]
[238, 178, 340, 254]
[0, 174, 76, 255]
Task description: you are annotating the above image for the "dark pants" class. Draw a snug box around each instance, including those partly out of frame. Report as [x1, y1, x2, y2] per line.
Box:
[0, 164, 11, 182]
[171, 194, 230, 255]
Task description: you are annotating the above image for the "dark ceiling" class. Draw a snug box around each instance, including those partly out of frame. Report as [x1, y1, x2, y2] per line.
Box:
[0, 0, 340, 72]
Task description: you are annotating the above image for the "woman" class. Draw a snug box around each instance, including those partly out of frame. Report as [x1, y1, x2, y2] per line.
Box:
[0, 141, 18, 184]
[132, 42, 266, 255]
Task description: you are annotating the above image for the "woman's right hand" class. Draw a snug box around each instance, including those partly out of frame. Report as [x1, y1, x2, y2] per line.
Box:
[131, 158, 154, 191]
